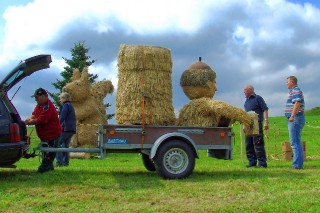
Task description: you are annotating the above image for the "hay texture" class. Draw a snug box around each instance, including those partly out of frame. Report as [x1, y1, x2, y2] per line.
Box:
[178, 98, 259, 135]
[180, 60, 216, 100]
[63, 67, 114, 147]
[116, 44, 175, 125]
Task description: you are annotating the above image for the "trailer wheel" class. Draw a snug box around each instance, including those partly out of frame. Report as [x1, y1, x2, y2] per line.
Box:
[141, 153, 156, 172]
[154, 140, 195, 179]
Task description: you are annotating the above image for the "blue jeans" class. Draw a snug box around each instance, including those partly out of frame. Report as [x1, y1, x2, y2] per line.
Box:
[287, 116, 305, 168]
[56, 132, 74, 166]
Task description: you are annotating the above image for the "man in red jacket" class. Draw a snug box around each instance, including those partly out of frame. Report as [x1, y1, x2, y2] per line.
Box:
[25, 88, 62, 173]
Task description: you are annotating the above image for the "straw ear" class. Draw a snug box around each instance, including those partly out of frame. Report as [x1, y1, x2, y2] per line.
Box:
[80, 67, 89, 82]
[72, 68, 81, 80]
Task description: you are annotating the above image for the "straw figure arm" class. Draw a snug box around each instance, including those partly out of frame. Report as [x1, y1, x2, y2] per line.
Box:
[91, 80, 114, 101]
[178, 98, 257, 134]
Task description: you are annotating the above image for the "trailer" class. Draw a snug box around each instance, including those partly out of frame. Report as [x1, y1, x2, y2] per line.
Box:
[36, 124, 234, 179]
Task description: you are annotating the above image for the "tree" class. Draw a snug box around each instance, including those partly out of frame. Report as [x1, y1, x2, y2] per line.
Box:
[51, 41, 114, 120]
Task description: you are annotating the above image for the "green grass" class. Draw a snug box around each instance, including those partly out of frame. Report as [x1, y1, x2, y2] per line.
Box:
[1, 116, 320, 212]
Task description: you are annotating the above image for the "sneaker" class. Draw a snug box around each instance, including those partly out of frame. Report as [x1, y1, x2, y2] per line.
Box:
[246, 164, 256, 168]
[258, 165, 267, 168]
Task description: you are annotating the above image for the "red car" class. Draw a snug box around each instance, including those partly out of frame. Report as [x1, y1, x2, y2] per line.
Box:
[0, 55, 52, 168]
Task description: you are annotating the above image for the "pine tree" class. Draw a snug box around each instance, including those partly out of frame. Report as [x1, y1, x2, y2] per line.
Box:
[51, 41, 114, 120]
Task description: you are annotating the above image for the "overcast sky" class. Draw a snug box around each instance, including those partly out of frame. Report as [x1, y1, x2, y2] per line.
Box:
[1, 0, 319, 124]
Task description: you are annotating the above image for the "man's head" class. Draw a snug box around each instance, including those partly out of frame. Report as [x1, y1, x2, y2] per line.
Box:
[31, 88, 48, 104]
[286, 76, 297, 89]
[59, 92, 71, 104]
[244, 84, 254, 98]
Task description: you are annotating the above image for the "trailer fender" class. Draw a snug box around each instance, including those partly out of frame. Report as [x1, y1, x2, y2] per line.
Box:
[150, 132, 199, 159]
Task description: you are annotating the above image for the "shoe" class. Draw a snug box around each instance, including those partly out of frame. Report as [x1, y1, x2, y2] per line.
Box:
[38, 162, 54, 173]
[246, 164, 256, 168]
[292, 166, 303, 170]
[258, 165, 267, 168]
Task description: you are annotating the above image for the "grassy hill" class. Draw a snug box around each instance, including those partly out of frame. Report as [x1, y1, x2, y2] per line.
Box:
[305, 106, 320, 116]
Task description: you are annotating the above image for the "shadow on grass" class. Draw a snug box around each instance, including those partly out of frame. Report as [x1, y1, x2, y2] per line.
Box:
[1, 159, 319, 188]
[0, 168, 164, 191]
[190, 168, 308, 181]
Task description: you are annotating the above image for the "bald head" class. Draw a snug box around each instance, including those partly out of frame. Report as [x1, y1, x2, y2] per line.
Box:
[244, 84, 254, 98]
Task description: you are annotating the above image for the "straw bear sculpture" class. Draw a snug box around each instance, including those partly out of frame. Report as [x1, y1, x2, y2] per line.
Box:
[63, 67, 114, 147]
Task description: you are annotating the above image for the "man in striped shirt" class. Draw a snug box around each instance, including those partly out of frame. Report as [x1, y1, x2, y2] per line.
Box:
[285, 76, 305, 169]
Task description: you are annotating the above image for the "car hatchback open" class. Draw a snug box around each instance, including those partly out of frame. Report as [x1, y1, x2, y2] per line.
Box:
[0, 54, 52, 168]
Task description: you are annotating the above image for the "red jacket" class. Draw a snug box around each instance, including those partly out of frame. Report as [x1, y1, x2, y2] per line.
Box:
[32, 99, 62, 141]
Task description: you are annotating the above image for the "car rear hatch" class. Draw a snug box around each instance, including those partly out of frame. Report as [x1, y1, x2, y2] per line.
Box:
[0, 55, 52, 163]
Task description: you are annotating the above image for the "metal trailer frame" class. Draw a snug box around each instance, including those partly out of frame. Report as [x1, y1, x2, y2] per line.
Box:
[35, 124, 235, 179]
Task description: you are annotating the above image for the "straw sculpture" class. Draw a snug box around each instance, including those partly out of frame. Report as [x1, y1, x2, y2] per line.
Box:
[180, 58, 216, 100]
[178, 58, 259, 136]
[63, 67, 114, 147]
[116, 44, 175, 125]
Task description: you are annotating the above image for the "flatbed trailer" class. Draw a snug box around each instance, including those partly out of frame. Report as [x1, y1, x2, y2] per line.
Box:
[37, 124, 234, 179]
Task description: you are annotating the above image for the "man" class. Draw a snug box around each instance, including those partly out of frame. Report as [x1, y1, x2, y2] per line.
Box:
[243, 85, 269, 168]
[56, 92, 76, 167]
[25, 88, 62, 173]
[285, 76, 305, 169]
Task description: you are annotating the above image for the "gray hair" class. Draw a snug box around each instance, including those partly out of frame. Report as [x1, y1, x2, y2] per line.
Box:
[59, 92, 71, 101]
[245, 84, 254, 92]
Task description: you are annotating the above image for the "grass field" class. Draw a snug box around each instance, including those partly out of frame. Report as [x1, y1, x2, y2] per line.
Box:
[1, 116, 320, 212]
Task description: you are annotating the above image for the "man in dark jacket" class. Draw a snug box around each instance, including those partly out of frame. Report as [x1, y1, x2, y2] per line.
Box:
[25, 88, 62, 173]
[56, 92, 76, 167]
[243, 85, 269, 168]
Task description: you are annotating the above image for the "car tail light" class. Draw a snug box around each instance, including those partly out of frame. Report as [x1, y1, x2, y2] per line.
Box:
[10, 123, 21, 142]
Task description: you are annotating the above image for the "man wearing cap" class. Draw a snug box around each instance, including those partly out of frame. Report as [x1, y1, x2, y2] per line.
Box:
[25, 88, 62, 173]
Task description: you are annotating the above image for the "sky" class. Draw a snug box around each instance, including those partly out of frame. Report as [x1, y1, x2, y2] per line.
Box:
[0, 0, 319, 124]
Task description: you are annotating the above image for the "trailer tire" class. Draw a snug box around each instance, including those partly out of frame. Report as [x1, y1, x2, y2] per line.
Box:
[141, 153, 156, 172]
[154, 140, 195, 179]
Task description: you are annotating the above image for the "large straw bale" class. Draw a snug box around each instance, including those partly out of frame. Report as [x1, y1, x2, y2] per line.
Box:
[63, 67, 114, 147]
[178, 97, 258, 135]
[116, 44, 175, 125]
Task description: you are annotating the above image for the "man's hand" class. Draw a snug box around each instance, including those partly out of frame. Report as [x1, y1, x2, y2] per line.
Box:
[289, 116, 295, 122]
[25, 118, 36, 125]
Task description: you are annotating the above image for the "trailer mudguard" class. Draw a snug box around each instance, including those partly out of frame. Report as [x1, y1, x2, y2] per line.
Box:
[149, 132, 199, 159]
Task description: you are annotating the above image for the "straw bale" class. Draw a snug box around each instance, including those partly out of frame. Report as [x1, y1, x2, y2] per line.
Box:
[178, 98, 257, 133]
[70, 152, 91, 159]
[63, 67, 114, 147]
[116, 44, 175, 125]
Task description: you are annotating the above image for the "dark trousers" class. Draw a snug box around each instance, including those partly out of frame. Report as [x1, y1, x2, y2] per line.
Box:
[245, 122, 267, 166]
[56, 132, 74, 166]
[40, 136, 60, 167]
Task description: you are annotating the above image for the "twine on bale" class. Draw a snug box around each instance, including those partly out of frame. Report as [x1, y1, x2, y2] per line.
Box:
[141, 46, 146, 148]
